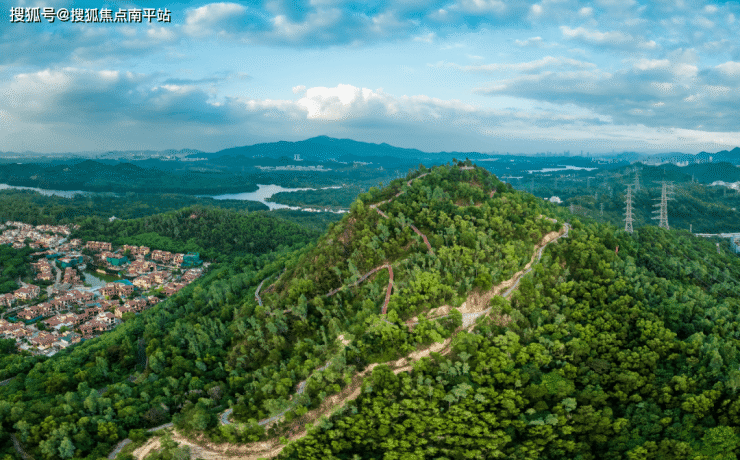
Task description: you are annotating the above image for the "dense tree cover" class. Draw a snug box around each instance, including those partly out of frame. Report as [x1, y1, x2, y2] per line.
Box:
[213, 163, 554, 432]
[71, 206, 322, 262]
[270, 186, 362, 210]
[0, 161, 263, 195]
[268, 209, 343, 234]
[7, 161, 740, 459]
[0, 155, 403, 197]
[0, 163, 550, 459]
[279, 214, 740, 459]
[0, 241, 309, 459]
[0, 245, 33, 295]
[0, 190, 267, 226]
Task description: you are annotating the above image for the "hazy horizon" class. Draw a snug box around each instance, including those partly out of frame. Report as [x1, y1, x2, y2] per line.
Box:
[1, 135, 738, 158]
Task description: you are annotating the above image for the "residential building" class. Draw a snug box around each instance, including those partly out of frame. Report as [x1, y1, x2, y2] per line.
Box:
[85, 241, 112, 251]
[14, 284, 40, 301]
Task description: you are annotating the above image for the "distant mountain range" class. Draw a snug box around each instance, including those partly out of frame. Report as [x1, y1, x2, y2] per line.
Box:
[2, 136, 739, 167]
[203, 135, 491, 165]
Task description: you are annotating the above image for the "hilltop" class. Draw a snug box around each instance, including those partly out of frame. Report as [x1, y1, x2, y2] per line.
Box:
[3, 162, 740, 459]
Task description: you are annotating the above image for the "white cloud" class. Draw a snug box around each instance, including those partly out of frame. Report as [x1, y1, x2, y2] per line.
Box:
[515, 36, 544, 47]
[715, 61, 740, 78]
[693, 16, 714, 29]
[296, 85, 388, 120]
[463, 56, 597, 73]
[578, 7, 593, 17]
[450, 0, 507, 14]
[633, 59, 670, 71]
[413, 32, 436, 43]
[147, 26, 177, 42]
[560, 26, 633, 45]
[638, 40, 658, 50]
[184, 2, 248, 37]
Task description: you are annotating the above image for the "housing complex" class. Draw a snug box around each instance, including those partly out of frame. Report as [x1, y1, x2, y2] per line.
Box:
[0, 221, 207, 356]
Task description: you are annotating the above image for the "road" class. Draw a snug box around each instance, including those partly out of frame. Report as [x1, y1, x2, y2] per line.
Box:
[42, 260, 63, 298]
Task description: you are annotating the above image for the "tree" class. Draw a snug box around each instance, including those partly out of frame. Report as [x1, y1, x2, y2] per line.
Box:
[58, 437, 75, 459]
[698, 426, 740, 460]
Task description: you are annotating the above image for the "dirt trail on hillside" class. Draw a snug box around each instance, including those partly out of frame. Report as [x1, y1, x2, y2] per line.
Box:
[407, 225, 565, 325]
[141, 334, 456, 460]
[135, 219, 569, 460]
[133, 437, 161, 460]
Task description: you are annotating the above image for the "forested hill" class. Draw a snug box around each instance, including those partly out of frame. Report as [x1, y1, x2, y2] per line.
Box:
[5, 162, 740, 460]
[0, 160, 259, 195]
[71, 206, 322, 261]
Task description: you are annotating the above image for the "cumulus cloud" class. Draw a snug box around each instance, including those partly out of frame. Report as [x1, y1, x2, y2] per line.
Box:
[560, 26, 633, 46]
[184, 2, 266, 38]
[3, 1, 740, 153]
[450, 0, 508, 14]
[715, 61, 740, 78]
[0, 71, 648, 153]
[473, 54, 740, 131]
[514, 36, 546, 47]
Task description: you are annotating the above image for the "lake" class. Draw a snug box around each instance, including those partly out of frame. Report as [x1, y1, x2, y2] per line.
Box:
[0, 183, 92, 198]
[208, 184, 345, 212]
[0, 182, 348, 213]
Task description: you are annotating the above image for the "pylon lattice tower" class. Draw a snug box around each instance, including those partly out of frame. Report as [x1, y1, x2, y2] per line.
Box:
[634, 167, 641, 192]
[624, 184, 634, 233]
[651, 181, 675, 230]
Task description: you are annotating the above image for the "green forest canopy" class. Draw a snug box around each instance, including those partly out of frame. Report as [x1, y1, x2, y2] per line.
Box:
[1, 163, 740, 459]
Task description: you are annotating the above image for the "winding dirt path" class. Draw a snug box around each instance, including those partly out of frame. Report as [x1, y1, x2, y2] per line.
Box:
[122, 171, 567, 460]
[369, 173, 434, 255]
[141, 219, 570, 460]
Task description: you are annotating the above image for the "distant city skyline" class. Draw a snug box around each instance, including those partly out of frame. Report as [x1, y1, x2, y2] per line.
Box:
[1, 1, 739, 154]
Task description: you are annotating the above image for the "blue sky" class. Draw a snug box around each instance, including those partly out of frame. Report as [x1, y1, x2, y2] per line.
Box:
[1, 0, 739, 154]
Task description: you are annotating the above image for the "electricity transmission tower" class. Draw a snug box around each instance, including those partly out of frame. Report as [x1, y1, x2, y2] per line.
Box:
[652, 181, 675, 230]
[624, 185, 634, 233]
[634, 167, 641, 192]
